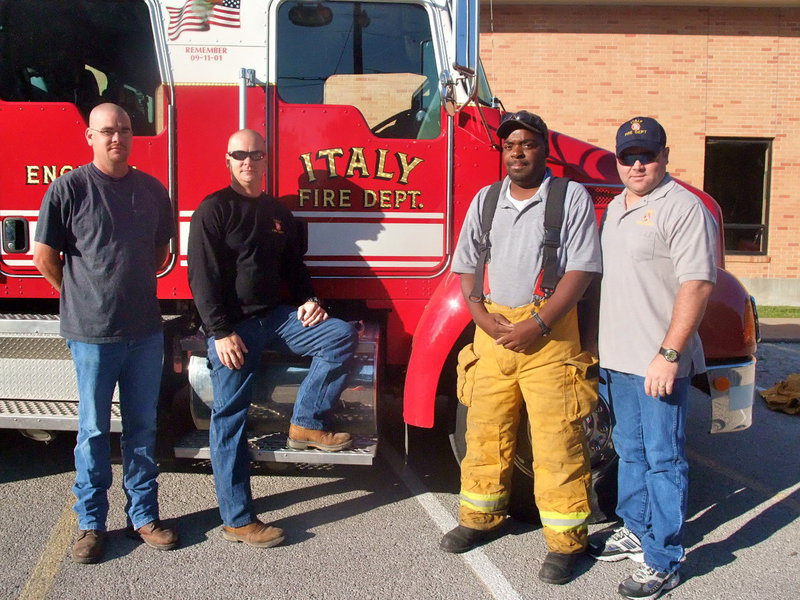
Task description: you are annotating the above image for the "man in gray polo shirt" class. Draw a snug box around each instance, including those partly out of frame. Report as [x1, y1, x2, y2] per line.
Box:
[590, 117, 717, 600]
[440, 111, 601, 586]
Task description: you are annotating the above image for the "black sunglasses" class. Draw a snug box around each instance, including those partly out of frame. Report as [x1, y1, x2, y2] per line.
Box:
[617, 151, 659, 166]
[227, 150, 265, 161]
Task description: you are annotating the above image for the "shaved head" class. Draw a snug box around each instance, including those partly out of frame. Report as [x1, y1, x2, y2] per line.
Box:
[227, 129, 266, 153]
[226, 129, 267, 197]
[89, 103, 130, 129]
[86, 103, 132, 177]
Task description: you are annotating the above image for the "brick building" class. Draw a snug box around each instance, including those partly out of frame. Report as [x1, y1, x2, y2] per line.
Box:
[479, 0, 800, 305]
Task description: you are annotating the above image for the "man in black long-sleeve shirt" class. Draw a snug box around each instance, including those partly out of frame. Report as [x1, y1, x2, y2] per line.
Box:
[188, 129, 357, 548]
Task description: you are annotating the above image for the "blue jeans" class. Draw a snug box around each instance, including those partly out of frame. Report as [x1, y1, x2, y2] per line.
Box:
[207, 306, 357, 526]
[68, 331, 164, 531]
[601, 368, 689, 573]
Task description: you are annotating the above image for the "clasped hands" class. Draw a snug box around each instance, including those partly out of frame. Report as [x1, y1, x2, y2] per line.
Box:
[477, 312, 542, 353]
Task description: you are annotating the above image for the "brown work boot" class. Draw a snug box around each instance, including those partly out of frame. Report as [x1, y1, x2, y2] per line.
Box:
[126, 520, 180, 551]
[287, 424, 352, 451]
[72, 529, 106, 564]
[221, 519, 285, 548]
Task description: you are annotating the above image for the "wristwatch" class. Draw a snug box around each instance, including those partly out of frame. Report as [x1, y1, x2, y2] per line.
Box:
[531, 311, 551, 337]
[305, 296, 323, 306]
[659, 347, 680, 363]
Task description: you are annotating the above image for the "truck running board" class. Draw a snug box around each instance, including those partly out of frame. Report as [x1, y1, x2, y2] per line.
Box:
[0, 399, 122, 432]
[174, 430, 377, 465]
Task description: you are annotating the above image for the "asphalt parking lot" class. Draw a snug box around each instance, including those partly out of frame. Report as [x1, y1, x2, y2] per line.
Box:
[1, 341, 798, 600]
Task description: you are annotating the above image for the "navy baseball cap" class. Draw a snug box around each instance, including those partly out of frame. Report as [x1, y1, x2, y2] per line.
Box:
[497, 110, 549, 143]
[616, 117, 667, 156]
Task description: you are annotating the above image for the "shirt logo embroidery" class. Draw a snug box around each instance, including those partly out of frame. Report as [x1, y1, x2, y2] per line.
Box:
[272, 218, 284, 234]
[636, 210, 655, 226]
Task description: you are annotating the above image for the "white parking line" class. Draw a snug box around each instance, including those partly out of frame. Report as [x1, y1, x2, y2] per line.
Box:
[382, 444, 524, 600]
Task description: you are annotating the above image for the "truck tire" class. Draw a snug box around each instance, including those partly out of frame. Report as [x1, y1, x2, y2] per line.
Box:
[450, 395, 618, 524]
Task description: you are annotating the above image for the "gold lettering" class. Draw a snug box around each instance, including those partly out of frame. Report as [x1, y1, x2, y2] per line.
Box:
[393, 190, 407, 208]
[363, 189, 377, 208]
[43, 165, 58, 184]
[298, 189, 311, 207]
[26, 165, 40, 185]
[299, 153, 316, 182]
[59, 165, 74, 176]
[396, 153, 423, 185]
[317, 148, 344, 178]
[322, 188, 336, 207]
[375, 149, 394, 180]
[408, 190, 422, 209]
[345, 147, 370, 178]
[339, 189, 352, 208]
[379, 190, 392, 208]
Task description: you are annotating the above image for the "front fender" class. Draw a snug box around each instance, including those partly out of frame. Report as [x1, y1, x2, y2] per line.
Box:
[699, 268, 758, 360]
[403, 271, 472, 428]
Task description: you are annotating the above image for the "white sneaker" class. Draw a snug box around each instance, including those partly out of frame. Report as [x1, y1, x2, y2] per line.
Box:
[618, 564, 680, 600]
[589, 526, 645, 563]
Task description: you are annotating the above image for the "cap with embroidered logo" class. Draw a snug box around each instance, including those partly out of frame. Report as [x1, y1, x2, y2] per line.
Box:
[616, 117, 667, 156]
[497, 110, 549, 143]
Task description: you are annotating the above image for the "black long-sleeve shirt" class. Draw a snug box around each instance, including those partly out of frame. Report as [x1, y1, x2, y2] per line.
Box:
[187, 186, 315, 339]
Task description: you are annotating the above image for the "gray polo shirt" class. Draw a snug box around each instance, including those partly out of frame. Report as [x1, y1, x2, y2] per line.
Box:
[452, 171, 602, 308]
[598, 174, 718, 378]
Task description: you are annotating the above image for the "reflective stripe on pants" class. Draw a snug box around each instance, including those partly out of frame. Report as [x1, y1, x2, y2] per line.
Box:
[457, 301, 596, 554]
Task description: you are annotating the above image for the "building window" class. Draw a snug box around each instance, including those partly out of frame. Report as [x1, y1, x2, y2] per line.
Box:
[704, 137, 771, 255]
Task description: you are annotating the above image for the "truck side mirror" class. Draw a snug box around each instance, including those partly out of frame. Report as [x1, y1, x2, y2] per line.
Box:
[452, 0, 479, 90]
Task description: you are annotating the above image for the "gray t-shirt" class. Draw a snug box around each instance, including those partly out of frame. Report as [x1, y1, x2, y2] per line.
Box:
[452, 172, 602, 308]
[598, 174, 718, 377]
[35, 163, 175, 343]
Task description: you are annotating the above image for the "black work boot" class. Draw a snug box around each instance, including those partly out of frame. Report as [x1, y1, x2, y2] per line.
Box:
[538, 551, 582, 585]
[439, 525, 501, 553]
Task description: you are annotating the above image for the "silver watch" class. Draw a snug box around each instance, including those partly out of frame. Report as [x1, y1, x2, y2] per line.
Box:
[659, 347, 680, 363]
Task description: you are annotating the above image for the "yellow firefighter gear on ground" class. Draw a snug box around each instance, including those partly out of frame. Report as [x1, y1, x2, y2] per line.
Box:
[760, 374, 800, 414]
[456, 301, 598, 554]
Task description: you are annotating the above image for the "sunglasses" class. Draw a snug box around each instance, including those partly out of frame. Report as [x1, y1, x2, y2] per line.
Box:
[227, 150, 265, 161]
[617, 151, 659, 166]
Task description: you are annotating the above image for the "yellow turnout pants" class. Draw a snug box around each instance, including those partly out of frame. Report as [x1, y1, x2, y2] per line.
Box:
[456, 301, 598, 554]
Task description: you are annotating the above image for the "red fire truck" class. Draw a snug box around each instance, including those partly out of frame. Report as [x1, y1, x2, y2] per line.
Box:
[0, 0, 757, 490]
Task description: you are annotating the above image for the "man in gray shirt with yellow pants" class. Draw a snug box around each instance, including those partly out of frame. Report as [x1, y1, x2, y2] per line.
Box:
[441, 111, 601, 586]
[590, 117, 717, 600]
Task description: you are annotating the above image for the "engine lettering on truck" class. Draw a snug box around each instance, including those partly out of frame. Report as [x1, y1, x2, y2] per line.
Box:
[26, 165, 75, 185]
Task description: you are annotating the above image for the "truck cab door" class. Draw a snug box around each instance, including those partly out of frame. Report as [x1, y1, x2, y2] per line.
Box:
[269, 0, 450, 278]
[0, 0, 173, 282]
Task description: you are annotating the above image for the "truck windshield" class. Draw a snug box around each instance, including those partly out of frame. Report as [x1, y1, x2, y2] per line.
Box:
[277, 1, 441, 139]
[0, 0, 162, 135]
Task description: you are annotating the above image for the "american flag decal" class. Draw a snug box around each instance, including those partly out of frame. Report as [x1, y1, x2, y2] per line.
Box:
[167, 0, 241, 41]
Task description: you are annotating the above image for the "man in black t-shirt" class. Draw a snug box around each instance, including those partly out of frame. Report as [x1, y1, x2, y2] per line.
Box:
[187, 129, 357, 549]
[33, 103, 179, 564]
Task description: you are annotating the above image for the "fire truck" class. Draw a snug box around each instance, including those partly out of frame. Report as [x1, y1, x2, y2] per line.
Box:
[0, 0, 757, 491]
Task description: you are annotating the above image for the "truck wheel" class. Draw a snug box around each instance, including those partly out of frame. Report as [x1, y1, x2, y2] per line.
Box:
[450, 395, 617, 524]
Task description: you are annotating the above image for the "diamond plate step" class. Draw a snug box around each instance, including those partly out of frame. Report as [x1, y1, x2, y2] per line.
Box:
[174, 429, 376, 465]
[0, 399, 122, 432]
